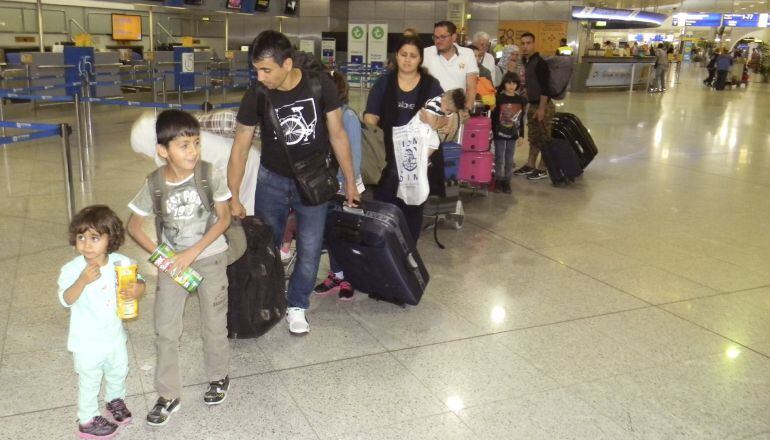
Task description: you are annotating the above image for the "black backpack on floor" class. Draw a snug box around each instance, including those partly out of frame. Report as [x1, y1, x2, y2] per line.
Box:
[226, 216, 286, 339]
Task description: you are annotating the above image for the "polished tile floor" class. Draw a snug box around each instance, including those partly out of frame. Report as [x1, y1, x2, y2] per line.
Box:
[1, 65, 769, 439]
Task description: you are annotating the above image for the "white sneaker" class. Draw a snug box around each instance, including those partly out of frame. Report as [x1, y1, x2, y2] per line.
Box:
[286, 307, 309, 335]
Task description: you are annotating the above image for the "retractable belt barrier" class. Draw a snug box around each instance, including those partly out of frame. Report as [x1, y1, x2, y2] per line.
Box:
[0, 121, 76, 221]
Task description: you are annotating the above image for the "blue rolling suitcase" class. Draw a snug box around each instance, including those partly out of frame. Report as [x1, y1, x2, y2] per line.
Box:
[325, 198, 429, 306]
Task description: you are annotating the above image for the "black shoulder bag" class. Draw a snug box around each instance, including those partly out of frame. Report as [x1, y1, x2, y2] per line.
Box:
[258, 71, 339, 206]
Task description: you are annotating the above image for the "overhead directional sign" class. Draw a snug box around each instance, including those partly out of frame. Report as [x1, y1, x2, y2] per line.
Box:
[672, 13, 722, 27]
[722, 13, 769, 28]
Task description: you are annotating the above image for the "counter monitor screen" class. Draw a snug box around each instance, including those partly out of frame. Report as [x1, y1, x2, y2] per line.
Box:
[284, 0, 298, 15]
[112, 14, 142, 41]
[226, 0, 243, 9]
[255, 0, 270, 11]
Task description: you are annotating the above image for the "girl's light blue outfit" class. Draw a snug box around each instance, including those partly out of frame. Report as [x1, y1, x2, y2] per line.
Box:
[58, 253, 130, 422]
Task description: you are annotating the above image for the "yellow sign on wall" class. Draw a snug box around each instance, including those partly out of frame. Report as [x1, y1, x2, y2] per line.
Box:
[73, 33, 93, 47]
[498, 21, 567, 56]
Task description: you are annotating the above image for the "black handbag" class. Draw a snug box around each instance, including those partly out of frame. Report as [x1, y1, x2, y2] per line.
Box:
[259, 75, 339, 206]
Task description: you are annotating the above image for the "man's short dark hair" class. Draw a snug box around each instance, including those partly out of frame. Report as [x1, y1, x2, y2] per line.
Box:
[156, 109, 200, 147]
[466, 44, 479, 51]
[521, 32, 535, 42]
[68, 205, 125, 254]
[250, 30, 294, 66]
[434, 21, 457, 35]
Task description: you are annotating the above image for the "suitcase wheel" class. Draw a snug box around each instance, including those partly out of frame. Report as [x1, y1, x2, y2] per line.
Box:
[447, 214, 464, 230]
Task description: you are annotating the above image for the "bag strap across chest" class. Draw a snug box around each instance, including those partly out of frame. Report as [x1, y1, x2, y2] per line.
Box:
[148, 160, 214, 242]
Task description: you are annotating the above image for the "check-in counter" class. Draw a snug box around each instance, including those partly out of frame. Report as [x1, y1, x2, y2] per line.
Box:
[571, 56, 656, 92]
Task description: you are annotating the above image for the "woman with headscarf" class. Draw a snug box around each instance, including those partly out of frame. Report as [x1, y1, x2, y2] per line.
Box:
[496, 44, 527, 138]
[496, 45, 525, 95]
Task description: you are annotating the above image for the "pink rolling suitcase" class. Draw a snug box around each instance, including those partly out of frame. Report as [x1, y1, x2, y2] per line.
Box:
[459, 151, 494, 184]
[461, 117, 492, 152]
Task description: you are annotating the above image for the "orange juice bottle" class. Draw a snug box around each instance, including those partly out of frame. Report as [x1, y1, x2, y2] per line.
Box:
[114, 260, 139, 320]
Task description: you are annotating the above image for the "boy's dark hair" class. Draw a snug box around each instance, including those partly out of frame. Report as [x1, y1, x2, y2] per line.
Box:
[68, 205, 125, 254]
[446, 88, 466, 112]
[330, 70, 348, 104]
[250, 30, 294, 66]
[497, 72, 521, 94]
[156, 109, 200, 147]
[434, 20, 457, 35]
[521, 32, 535, 42]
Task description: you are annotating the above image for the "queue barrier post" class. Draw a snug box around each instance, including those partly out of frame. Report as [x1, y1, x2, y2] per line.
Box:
[73, 93, 86, 182]
[59, 123, 75, 221]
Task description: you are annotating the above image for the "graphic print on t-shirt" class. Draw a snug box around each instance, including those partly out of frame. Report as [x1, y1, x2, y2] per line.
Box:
[163, 184, 210, 252]
[498, 103, 521, 129]
[274, 98, 318, 146]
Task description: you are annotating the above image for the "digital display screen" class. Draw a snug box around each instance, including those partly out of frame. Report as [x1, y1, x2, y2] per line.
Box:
[723, 13, 769, 27]
[112, 14, 142, 41]
[284, 0, 298, 15]
[226, 0, 242, 9]
[672, 13, 723, 27]
[571, 6, 667, 26]
[255, 0, 270, 11]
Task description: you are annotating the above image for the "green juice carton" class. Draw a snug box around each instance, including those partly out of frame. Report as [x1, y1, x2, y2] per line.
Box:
[149, 243, 204, 293]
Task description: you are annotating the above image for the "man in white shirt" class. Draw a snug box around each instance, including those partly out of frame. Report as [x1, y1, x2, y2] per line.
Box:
[422, 20, 478, 111]
[473, 31, 498, 86]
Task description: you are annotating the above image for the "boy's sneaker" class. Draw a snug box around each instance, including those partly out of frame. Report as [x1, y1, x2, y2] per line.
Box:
[338, 281, 355, 302]
[78, 415, 117, 439]
[286, 307, 309, 334]
[146, 397, 181, 427]
[314, 272, 342, 296]
[493, 180, 503, 193]
[105, 398, 132, 425]
[526, 169, 549, 180]
[513, 165, 534, 176]
[502, 181, 513, 194]
[204, 376, 230, 405]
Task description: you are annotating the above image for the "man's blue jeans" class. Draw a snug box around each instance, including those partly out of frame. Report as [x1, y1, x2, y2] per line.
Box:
[253, 165, 327, 309]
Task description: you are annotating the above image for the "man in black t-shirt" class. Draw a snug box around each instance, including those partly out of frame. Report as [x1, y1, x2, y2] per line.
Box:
[228, 30, 359, 335]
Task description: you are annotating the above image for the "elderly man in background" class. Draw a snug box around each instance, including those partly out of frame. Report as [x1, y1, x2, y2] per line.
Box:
[473, 31, 499, 86]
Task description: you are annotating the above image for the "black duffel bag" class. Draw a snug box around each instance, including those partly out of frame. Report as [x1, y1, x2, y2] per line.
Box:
[226, 216, 286, 339]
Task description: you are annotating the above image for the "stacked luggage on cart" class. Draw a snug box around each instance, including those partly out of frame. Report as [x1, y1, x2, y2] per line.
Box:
[423, 113, 495, 247]
[458, 115, 494, 193]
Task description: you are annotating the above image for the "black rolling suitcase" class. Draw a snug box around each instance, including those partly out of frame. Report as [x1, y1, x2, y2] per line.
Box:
[325, 197, 429, 306]
[541, 138, 583, 186]
[226, 216, 286, 339]
[553, 112, 598, 169]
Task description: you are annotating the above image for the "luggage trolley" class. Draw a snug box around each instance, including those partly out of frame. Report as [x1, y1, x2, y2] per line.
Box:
[424, 141, 465, 248]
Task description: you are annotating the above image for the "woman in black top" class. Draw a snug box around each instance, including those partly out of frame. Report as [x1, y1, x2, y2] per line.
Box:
[363, 35, 443, 242]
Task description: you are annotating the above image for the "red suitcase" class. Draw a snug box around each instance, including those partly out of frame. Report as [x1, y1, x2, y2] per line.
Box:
[459, 151, 493, 184]
[461, 117, 492, 152]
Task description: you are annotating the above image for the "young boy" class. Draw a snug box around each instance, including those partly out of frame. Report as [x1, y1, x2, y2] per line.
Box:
[127, 109, 232, 427]
[492, 72, 528, 193]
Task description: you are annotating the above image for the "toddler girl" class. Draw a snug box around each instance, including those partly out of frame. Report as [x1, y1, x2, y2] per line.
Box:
[58, 205, 144, 438]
